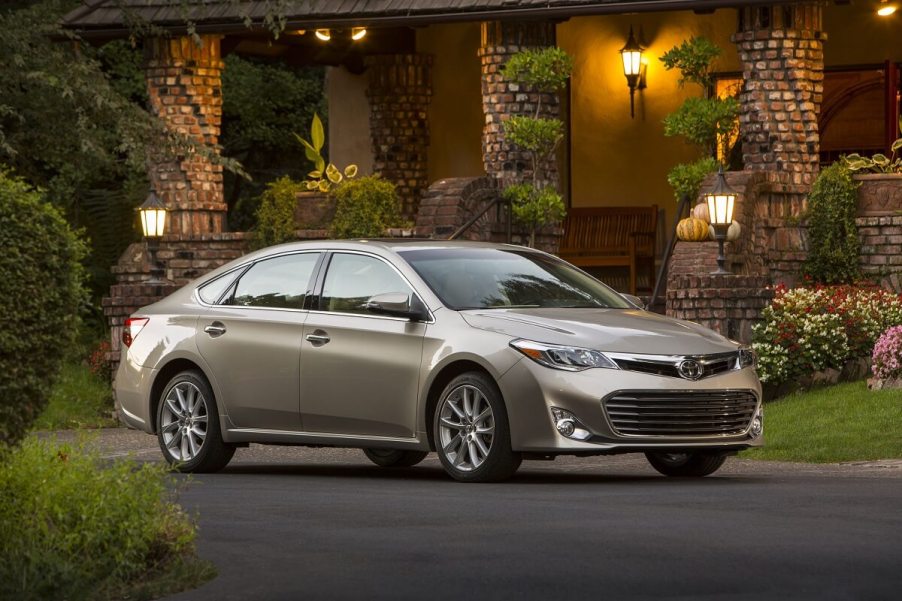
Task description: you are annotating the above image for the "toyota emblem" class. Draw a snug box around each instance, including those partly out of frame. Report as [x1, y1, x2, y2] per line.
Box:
[678, 360, 703, 380]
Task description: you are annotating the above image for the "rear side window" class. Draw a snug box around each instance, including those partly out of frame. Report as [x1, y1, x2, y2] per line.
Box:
[228, 253, 320, 310]
[197, 270, 242, 305]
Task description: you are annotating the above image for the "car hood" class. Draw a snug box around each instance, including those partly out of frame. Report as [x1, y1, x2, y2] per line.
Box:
[460, 308, 738, 356]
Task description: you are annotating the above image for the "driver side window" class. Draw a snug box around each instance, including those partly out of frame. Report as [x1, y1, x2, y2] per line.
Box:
[320, 254, 413, 315]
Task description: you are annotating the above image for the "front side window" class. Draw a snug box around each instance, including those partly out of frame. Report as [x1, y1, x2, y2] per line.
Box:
[320, 253, 413, 314]
[398, 247, 631, 310]
[229, 253, 320, 309]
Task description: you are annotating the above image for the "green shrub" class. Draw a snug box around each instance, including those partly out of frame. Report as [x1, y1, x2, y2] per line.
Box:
[251, 176, 305, 250]
[0, 171, 87, 447]
[802, 163, 861, 284]
[666, 157, 718, 202]
[328, 176, 406, 239]
[751, 284, 902, 384]
[503, 183, 566, 248]
[0, 438, 200, 600]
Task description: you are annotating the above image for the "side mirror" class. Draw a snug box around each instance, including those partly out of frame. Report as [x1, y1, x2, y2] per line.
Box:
[620, 293, 646, 310]
[365, 292, 429, 321]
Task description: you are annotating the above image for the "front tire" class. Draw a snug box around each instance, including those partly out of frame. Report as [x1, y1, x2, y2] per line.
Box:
[645, 452, 727, 477]
[363, 448, 429, 468]
[433, 372, 521, 483]
[156, 370, 235, 473]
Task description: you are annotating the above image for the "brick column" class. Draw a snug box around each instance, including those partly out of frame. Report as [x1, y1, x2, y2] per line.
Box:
[145, 35, 227, 235]
[479, 20, 559, 186]
[365, 54, 433, 218]
[733, 3, 825, 186]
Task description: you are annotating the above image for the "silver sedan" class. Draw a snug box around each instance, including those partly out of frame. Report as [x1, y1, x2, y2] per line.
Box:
[116, 241, 762, 482]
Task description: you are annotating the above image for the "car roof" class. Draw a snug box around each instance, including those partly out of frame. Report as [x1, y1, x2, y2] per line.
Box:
[254, 239, 542, 254]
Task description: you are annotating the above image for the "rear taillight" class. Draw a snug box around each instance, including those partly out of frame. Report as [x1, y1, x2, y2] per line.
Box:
[122, 317, 149, 348]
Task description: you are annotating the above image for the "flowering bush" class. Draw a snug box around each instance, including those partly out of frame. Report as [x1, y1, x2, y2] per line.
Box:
[752, 284, 902, 384]
[872, 326, 902, 381]
[87, 339, 112, 382]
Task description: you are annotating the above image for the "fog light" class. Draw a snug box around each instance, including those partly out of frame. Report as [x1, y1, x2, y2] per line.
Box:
[750, 410, 763, 438]
[550, 407, 592, 441]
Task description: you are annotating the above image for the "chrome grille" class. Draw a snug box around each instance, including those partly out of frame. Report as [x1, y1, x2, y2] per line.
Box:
[608, 352, 739, 380]
[604, 390, 758, 437]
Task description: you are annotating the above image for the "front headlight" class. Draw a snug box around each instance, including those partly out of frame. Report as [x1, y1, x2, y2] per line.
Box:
[738, 347, 756, 369]
[510, 339, 619, 372]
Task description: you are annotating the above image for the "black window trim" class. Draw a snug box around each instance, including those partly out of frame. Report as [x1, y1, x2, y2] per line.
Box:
[196, 250, 326, 313]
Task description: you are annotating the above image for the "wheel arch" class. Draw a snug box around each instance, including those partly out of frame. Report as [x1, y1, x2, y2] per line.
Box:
[149, 358, 213, 434]
[422, 358, 507, 452]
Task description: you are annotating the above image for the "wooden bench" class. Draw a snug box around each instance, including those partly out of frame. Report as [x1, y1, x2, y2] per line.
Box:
[558, 206, 658, 295]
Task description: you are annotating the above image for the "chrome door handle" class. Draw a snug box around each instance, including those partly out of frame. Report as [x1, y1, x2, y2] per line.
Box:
[305, 330, 330, 346]
[204, 322, 226, 337]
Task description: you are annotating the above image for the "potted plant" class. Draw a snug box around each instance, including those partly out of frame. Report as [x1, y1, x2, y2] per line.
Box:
[842, 122, 902, 217]
[500, 47, 572, 248]
[293, 113, 358, 228]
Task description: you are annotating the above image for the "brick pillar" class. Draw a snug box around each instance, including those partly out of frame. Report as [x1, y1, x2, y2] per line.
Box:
[365, 54, 433, 218]
[479, 21, 558, 186]
[145, 35, 227, 235]
[733, 3, 825, 186]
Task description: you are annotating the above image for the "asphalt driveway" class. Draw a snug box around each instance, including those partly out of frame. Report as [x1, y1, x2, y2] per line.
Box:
[55, 429, 902, 600]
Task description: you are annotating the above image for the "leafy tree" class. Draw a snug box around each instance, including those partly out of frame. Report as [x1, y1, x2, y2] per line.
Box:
[221, 55, 326, 230]
[0, 170, 87, 447]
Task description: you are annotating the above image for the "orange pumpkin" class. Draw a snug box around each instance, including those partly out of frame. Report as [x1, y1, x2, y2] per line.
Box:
[676, 217, 709, 241]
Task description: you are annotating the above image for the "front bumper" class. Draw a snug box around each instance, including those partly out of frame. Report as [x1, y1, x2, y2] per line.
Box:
[498, 358, 763, 454]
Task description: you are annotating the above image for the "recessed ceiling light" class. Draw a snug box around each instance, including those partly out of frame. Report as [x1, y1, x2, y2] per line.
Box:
[877, 1, 897, 16]
[315, 29, 331, 41]
[351, 27, 367, 41]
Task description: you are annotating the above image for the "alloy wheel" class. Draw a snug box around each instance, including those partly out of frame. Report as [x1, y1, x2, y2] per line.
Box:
[438, 384, 495, 472]
[160, 381, 208, 462]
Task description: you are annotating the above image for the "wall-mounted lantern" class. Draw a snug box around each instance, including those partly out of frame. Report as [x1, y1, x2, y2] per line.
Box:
[620, 26, 648, 119]
[138, 191, 167, 284]
[705, 167, 737, 275]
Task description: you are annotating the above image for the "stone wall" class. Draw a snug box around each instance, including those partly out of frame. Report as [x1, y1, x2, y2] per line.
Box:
[365, 54, 433, 218]
[479, 20, 559, 186]
[145, 35, 227, 235]
[733, 3, 825, 186]
[667, 274, 774, 343]
[414, 176, 562, 253]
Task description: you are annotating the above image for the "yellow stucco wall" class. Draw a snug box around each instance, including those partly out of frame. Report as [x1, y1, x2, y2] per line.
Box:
[558, 9, 739, 227]
[326, 66, 375, 176]
[416, 23, 486, 184]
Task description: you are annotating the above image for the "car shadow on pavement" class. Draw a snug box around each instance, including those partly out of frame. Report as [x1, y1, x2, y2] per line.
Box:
[214, 462, 764, 486]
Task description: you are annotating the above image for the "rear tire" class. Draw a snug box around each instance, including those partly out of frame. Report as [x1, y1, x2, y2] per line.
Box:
[156, 370, 235, 473]
[645, 452, 727, 477]
[433, 372, 521, 483]
[363, 448, 429, 468]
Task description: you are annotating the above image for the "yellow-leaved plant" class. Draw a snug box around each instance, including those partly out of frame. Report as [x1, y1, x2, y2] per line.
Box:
[294, 113, 358, 192]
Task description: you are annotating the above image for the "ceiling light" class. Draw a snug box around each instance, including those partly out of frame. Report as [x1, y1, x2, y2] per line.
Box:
[315, 29, 331, 41]
[351, 27, 367, 41]
[877, 1, 897, 16]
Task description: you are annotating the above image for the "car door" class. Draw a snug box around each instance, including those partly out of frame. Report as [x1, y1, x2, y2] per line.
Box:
[299, 252, 428, 439]
[196, 251, 322, 431]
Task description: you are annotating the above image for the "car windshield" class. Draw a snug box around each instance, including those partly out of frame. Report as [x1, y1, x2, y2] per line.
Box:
[398, 247, 632, 310]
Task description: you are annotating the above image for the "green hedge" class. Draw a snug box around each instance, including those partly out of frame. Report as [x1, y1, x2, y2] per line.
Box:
[0, 439, 201, 600]
[328, 176, 406, 239]
[0, 171, 86, 446]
